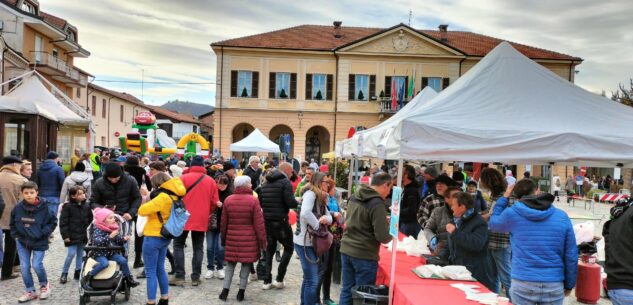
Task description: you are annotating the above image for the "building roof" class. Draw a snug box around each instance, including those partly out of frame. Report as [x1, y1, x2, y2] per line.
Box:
[88, 83, 146, 107]
[212, 24, 581, 61]
[40, 11, 66, 30]
[148, 105, 211, 127]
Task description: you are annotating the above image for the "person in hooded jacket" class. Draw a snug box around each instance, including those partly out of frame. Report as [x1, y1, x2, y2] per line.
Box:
[490, 179, 578, 305]
[0, 156, 28, 280]
[205, 174, 230, 280]
[124, 155, 151, 269]
[60, 162, 92, 204]
[90, 162, 142, 222]
[424, 186, 460, 260]
[35, 151, 65, 217]
[400, 165, 421, 237]
[447, 192, 497, 292]
[58, 185, 92, 284]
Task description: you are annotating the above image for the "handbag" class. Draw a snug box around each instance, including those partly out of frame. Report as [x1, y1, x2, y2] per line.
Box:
[136, 215, 148, 237]
[208, 209, 219, 231]
[304, 200, 333, 263]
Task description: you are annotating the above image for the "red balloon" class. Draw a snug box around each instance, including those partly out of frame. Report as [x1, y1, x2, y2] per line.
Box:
[288, 210, 297, 225]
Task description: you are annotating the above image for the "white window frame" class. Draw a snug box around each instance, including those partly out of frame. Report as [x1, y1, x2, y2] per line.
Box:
[34, 35, 42, 63]
[237, 71, 252, 97]
[312, 74, 326, 100]
[275, 72, 290, 99]
[355, 74, 369, 101]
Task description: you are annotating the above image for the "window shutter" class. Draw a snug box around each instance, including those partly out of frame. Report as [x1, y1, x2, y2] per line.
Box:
[290, 73, 297, 99]
[306, 74, 313, 100]
[369, 75, 376, 99]
[251, 72, 259, 98]
[404, 76, 409, 97]
[269, 72, 276, 98]
[326, 74, 333, 100]
[385, 76, 392, 97]
[442, 77, 450, 89]
[421, 77, 428, 89]
[230, 70, 238, 97]
[348, 74, 355, 100]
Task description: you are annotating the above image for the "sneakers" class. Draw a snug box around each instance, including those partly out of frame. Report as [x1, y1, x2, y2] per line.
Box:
[17, 291, 38, 303]
[272, 280, 285, 289]
[324, 299, 338, 305]
[191, 278, 201, 286]
[204, 270, 214, 279]
[216, 269, 225, 279]
[249, 273, 258, 282]
[168, 275, 185, 286]
[39, 284, 51, 300]
[262, 282, 272, 290]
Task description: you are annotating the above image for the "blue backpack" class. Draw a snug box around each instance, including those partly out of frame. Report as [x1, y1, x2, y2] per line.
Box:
[156, 174, 205, 239]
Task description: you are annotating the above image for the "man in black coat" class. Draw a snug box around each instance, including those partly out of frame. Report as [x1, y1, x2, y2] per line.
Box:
[243, 156, 262, 190]
[256, 162, 298, 289]
[90, 162, 141, 222]
[603, 199, 633, 302]
[400, 165, 421, 238]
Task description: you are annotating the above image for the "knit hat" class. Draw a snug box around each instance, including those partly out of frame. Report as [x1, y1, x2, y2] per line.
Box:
[46, 151, 59, 160]
[190, 155, 204, 167]
[104, 162, 123, 178]
[1, 156, 22, 165]
[93, 208, 119, 232]
[177, 161, 187, 168]
[234, 175, 251, 188]
[425, 166, 439, 178]
[222, 161, 235, 171]
[435, 174, 456, 186]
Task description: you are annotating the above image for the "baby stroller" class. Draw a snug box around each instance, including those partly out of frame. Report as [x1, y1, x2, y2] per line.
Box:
[79, 213, 132, 305]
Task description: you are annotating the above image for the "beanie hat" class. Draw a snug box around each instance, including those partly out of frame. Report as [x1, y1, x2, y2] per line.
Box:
[177, 161, 187, 168]
[104, 162, 123, 178]
[435, 174, 456, 187]
[1, 156, 22, 165]
[125, 155, 140, 167]
[425, 166, 439, 178]
[222, 161, 235, 171]
[117, 156, 127, 163]
[46, 151, 59, 160]
[190, 155, 204, 167]
[74, 162, 86, 172]
[452, 171, 464, 182]
[93, 208, 119, 232]
[234, 175, 251, 188]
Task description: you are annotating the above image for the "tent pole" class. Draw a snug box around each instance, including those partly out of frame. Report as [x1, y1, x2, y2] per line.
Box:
[388, 159, 404, 305]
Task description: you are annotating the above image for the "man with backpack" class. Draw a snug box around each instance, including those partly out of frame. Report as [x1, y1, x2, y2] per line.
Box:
[170, 156, 220, 286]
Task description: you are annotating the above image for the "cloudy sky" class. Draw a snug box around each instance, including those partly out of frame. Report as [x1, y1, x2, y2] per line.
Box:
[40, 0, 632, 106]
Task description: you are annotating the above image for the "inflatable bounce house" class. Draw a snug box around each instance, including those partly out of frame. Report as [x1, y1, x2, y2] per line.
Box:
[119, 111, 210, 158]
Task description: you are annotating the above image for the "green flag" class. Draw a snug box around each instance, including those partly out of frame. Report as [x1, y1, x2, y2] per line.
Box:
[407, 69, 415, 99]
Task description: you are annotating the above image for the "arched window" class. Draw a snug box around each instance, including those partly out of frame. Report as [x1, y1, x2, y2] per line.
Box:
[305, 132, 321, 163]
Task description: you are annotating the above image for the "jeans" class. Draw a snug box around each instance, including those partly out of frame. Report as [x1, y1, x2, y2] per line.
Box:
[295, 243, 319, 305]
[339, 253, 378, 305]
[0, 229, 3, 267]
[609, 289, 633, 305]
[1, 229, 18, 278]
[16, 241, 47, 292]
[62, 244, 85, 273]
[173, 230, 205, 280]
[264, 221, 294, 284]
[206, 230, 224, 271]
[509, 280, 564, 305]
[90, 254, 131, 277]
[223, 262, 251, 290]
[317, 242, 336, 303]
[134, 218, 144, 264]
[143, 236, 170, 302]
[399, 221, 421, 238]
[44, 196, 60, 218]
[489, 247, 512, 296]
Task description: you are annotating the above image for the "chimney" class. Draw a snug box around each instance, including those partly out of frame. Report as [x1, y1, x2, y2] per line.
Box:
[333, 21, 342, 38]
[438, 24, 448, 42]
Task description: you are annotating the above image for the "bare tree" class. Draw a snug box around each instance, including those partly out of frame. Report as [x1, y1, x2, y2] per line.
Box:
[612, 78, 633, 106]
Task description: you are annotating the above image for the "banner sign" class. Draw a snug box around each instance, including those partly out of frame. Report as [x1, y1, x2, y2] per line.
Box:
[389, 186, 402, 238]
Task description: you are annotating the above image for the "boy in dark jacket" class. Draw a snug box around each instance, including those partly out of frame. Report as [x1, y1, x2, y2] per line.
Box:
[59, 185, 93, 284]
[10, 181, 57, 303]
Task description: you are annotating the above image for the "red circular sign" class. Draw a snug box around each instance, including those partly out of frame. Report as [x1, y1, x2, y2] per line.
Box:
[114, 132, 120, 137]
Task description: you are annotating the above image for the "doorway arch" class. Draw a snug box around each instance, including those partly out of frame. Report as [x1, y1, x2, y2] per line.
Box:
[305, 125, 330, 164]
[269, 124, 294, 157]
[231, 123, 255, 161]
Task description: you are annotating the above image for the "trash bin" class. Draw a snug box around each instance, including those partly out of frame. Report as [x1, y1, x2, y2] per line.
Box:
[352, 285, 389, 305]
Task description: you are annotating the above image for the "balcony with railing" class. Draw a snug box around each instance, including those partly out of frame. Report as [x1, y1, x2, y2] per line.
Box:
[30, 51, 85, 87]
[379, 97, 410, 114]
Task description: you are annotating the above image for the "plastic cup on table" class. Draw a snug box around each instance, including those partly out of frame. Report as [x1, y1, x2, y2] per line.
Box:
[497, 296, 510, 305]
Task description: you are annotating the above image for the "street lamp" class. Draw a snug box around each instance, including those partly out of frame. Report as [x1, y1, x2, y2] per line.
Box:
[298, 111, 304, 128]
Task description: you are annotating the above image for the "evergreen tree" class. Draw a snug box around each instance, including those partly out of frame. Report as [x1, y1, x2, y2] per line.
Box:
[279, 88, 288, 98]
[379, 90, 385, 98]
[241, 87, 249, 97]
[357, 90, 365, 100]
[315, 90, 323, 100]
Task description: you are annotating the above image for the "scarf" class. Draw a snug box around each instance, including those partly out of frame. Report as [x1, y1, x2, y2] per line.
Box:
[93, 208, 120, 232]
[454, 208, 475, 229]
[610, 198, 633, 220]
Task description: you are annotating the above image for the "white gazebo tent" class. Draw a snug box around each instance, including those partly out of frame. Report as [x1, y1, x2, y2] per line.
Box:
[338, 86, 438, 159]
[229, 128, 281, 153]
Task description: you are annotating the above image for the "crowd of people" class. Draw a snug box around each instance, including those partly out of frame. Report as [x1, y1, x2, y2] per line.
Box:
[1, 148, 632, 305]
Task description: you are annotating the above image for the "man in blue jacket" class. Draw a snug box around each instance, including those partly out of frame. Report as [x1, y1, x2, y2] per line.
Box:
[490, 179, 577, 305]
[35, 151, 65, 217]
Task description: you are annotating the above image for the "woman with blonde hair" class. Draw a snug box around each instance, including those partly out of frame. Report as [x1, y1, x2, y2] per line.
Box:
[294, 171, 332, 305]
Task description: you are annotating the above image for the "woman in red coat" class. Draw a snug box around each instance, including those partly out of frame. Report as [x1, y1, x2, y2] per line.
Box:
[219, 175, 266, 302]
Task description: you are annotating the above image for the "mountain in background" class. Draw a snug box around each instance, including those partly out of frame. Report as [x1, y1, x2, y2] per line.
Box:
[160, 100, 214, 117]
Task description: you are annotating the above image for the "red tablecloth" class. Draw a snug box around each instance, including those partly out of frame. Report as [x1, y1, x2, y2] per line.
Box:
[377, 235, 493, 305]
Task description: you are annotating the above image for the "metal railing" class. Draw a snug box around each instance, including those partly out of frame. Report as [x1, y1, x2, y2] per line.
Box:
[31, 51, 82, 84]
[379, 97, 409, 113]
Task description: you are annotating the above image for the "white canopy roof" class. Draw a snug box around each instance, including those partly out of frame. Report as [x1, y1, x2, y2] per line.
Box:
[0, 73, 90, 125]
[230, 128, 281, 153]
[386, 42, 633, 167]
[337, 86, 437, 159]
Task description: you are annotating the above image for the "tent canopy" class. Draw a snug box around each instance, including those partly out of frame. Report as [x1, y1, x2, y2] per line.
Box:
[230, 128, 281, 153]
[0, 73, 90, 125]
[337, 86, 437, 159]
[388, 42, 633, 167]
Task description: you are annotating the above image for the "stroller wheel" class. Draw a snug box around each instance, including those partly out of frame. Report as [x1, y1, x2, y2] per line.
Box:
[110, 293, 116, 305]
[79, 295, 88, 305]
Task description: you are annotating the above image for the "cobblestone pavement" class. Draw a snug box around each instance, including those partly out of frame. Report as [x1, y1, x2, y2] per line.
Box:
[0, 197, 615, 305]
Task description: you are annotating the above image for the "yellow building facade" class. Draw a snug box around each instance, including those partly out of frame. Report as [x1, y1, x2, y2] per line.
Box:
[212, 23, 582, 164]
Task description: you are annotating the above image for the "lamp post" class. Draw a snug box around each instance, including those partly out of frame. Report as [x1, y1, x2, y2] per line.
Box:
[297, 111, 304, 128]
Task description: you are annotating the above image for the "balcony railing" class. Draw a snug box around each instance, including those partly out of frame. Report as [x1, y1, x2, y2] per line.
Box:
[31, 51, 84, 85]
[379, 97, 409, 113]
[32, 52, 68, 75]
